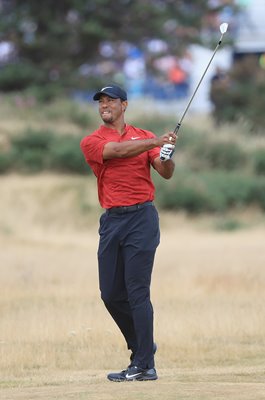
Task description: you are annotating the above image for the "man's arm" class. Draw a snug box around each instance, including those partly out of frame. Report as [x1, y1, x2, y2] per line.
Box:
[103, 132, 176, 160]
[103, 138, 159, 159]
[152, 157, 175, 179]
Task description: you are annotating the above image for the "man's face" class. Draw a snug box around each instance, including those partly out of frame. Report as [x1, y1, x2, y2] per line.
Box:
[98, 95, 127, 124]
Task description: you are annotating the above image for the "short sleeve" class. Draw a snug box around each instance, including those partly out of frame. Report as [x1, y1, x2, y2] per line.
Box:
[80, 133, 108, 165]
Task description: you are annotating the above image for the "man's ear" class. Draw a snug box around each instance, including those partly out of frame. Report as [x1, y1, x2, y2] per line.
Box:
[122, 100, 128, 112]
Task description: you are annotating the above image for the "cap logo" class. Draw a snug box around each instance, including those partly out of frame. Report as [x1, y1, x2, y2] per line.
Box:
[93, 85, 127, 101]
[101, 86, 113, 91]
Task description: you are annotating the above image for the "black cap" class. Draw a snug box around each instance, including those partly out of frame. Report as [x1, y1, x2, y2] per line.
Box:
[93, 85, 127, 101]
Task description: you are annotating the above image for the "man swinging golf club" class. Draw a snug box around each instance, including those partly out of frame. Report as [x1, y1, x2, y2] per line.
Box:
[80, 22, 228, 382]
[80, 84, 176, 381]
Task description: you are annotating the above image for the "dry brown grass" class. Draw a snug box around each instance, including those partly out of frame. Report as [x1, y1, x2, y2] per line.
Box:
[1, 175, 265, 399]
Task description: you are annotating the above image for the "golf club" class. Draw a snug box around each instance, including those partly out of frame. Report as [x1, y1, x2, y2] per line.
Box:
[174, 22, 228, 133]
[161, 22, 229, 160]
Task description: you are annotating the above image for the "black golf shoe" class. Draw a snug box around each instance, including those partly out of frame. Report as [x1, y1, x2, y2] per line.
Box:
[107, 365, 158, 382]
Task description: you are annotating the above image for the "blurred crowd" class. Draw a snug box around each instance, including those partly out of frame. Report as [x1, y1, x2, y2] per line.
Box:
[0, 0, 253, 101]
[78, 41, 194, 100]
[76, 0, 244, 100]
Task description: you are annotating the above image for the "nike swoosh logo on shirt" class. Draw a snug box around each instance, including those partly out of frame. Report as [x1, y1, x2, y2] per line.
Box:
[131, 137, 141, 140]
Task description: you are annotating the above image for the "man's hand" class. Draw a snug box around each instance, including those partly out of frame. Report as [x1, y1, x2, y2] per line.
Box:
[160, 143, 175, 161]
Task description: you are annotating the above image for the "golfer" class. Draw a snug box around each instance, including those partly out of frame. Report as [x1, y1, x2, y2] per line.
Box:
[80, 84, 176, 381]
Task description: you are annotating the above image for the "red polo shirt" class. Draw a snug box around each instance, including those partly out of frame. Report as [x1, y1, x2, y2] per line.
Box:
[80, 124, 160, 208]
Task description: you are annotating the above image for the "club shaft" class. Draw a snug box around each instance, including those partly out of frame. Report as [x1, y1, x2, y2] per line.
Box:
[174, 35, 224, 134]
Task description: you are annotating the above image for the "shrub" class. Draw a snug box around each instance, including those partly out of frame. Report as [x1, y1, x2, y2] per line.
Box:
[11, 129, 54, 151]
[207, 142, 246, 170]
[166, 185, 210, 213]
[4, 129, 91, 175]
[0, 152, 13, 173]
[191, 140, 246, 171]
[17, 149, 47, 173]
[157, 184, 210, 213]
[49, 135, 90, 174]
[249, 183, 265, 210]
[25, 84, 63, 103]
[154, 170, 214, 213]
[210, 56, 265, 132]
[215, 218, 244, 231]
[0, 62, 44, 91]
[201, 172, 256, 210]
[175, 127, 208, 151]
[154, 169, 265, 213]
[10, 129, 54, 173]
[252, 148, 265, 175]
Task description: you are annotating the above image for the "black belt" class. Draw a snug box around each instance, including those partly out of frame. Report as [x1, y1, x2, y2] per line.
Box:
[106, 201, 153, 214]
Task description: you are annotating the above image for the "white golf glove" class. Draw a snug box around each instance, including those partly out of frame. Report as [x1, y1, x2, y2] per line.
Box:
[160, 143, 175, 161]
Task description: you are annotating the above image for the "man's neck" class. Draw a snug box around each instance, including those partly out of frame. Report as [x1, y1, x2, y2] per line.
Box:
[104, 121, 126, 135]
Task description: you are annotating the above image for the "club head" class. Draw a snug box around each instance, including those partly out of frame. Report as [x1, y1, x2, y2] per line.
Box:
[220, 22, 228, 34]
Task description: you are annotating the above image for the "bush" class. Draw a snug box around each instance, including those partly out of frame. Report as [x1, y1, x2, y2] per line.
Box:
[49, 135, 89, 174]
[17, 148, 47, 173]
[215, 218, 244, 231]
[8, 129, 91, 174]
[252, 148, 265, 175]
[175, 127, 207, 151]
[154, 169, 265, 213]
[201, 171, 256, 210]
[155, 173, 211, 213]
[249, 184, 265, 210]
[0, 62, 44, 91]
[25, 84, 63, 103]
[191, 140, 246, 171]
[0, 152, 13, 173]
[210, 56, 265, 132]
[11, 128, 54, 151]
[10, 129, 54, 173]
[208, 142, 246, 170]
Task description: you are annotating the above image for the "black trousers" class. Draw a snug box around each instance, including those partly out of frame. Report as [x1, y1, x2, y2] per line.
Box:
[97, 204, 160, 369]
